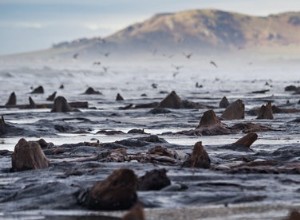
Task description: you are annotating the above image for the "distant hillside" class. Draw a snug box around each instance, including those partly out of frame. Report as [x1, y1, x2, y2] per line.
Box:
[6, 9, 300, 60]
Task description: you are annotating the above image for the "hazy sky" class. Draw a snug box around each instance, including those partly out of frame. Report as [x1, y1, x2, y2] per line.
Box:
[1, 0, 300, 55]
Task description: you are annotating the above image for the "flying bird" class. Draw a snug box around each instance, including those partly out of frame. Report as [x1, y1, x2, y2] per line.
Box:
[183, 52, 192, 59]
[172, 65, 183, 71]
[73, 53, 79, 59]
[93, 61, 101, 65]
[103, 66, 109, 72]
[104, 52, 110, 57]
[173, 72, 179, 78]
[210, 61, 218, 68]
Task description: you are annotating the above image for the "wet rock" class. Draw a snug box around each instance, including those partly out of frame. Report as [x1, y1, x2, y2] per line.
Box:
[272, 105, 300, 114]
[28, 97, 36, 108]
[148, 146, 179, 159]
[5, 92, 16, 106]
[135, 102, 158, 108]
[11, 138, 49, 171]
[37, 139, 53, 149]
[59, 84, 64, 89]
[251, 89, 270, 94]
[122, 203, 145, 220]
[119, 104, 133, 110]
[141, 93, 147, 97]
[231, 122, 273, 133]
[219, 96, 230, 108]
[286, 210, 300, 220]
[97, 130, 125, 135]
[149, 107, 171, 114]
[31, 86, 44, 94]
[84, 87, 102, 95]
[51, 96, 73, 112]
[232, 132, 258, 149]
[46, 91, 57, 101]
[182, 141, 210, 168]
[138, 169, 171, 191]
[128, 129, 147, 134]
[285, 85, 298, 91]
[221, 99, 245, 120]
[257, 102, 274, 119]
[116, 93, 124, 101]
[0, 116, 6, 135]
[79, 168, 138, 210]
[158, 91, 182, 109]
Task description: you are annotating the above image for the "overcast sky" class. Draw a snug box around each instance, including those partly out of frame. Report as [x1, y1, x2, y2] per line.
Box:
[1, 0, 300, 55]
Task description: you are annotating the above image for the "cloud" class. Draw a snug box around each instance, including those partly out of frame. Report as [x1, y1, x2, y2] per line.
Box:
[0, 21, 46, 29]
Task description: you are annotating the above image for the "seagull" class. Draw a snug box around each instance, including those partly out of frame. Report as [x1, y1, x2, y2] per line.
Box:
[103, 66, 109, 72]
[73, 53, 79, 59]
[183, 52, 192, 59]
[173, 72, 179, 78]
[93, 61, 101, 65]
[104, 52, 110, 57]
[172, 65, 183, 71]
[210, 61, 218, 68]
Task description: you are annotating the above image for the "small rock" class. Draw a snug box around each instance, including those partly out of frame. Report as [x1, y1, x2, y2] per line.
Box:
[138, 169, 171, 191]
[221, 99, 245, 120]
[51, 96, 73, 112]
[5, 92, 16, 106]
[122, 203, 145, 220]
[84, 87, 102, 95]
[79, 168, 138, 210]
[219, 96, 230, 108]
[158, 91, 182, 109]
[182, 141, 210, 168]
[46, 91, 57, 101]
[257, 102, 273, 119]
[128, 129, 147, 134]
[116, 93, 124, 101]
[11, 138, 49, 171]
[59, 84, 64, 89]
[31, 86, 44, 94]
[149, 107, 171, 114]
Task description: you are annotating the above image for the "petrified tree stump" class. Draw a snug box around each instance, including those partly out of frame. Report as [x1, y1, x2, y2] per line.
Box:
[122, 203, 145, 220]
[257, 102, 274, 119]
[158, 91, 182, 109]
[80, 168, 138, 210]
[46, 91, 57, 101]
[182, 141, 210, 168]
[5, 92, 16, 106]
[51, 96, 73, 112]
[11, 138, 49, 171]
[138, 169, 171, 191]
[221, 99, 245, 120]
[219, 96, 230, 108]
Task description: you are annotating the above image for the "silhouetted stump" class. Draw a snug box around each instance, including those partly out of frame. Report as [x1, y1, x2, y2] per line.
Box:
[122, 203, 145, 220]
[232, 132, 258, 149]
[5, 92, 16, 106]
[138, 169, 171, 191]
[158, 91, 182, 109]
[116, 93, 124, 101]
[182, 141, 210, 168]
[51, 96, 73, 112]
[79, 168, 138, 210]
[11, 138, 49, 171]
[286, 210, 300, 220]
[46, 91, 57, 101]
[84, 87, 102, 95]
[219, 96, 230, 108]
[31, 86, 44, 94]
[257, 102, 273, 119]
[221, 99, 244, 120]
[285, 85, 297, 91]
[28, 97, 36, 108]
